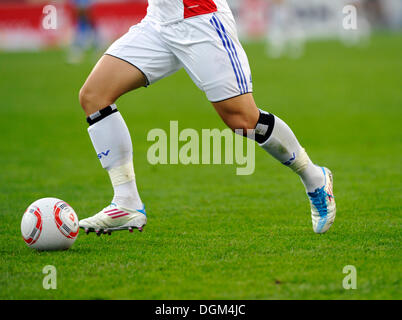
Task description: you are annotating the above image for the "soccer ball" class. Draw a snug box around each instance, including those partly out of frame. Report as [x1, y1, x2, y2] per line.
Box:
[21, 197, 79, 251]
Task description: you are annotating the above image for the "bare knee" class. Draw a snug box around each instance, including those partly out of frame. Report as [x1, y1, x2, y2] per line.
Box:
[79, 85, 114, 116]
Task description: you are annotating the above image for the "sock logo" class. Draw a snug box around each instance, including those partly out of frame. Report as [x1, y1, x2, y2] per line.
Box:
[97, 150, 110, 159]
[282, 152, 296, 166]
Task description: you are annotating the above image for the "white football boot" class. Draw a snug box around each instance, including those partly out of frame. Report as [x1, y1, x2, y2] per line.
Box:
[307, 167, 336, 234]
[79, 203, 146, 236]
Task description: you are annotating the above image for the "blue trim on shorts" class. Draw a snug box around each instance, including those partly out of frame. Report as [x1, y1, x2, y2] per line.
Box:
[209, 16, 244, 95]
[214, 15, 248, 93]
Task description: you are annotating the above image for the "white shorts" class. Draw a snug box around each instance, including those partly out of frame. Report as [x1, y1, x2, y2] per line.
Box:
[105, 12, 253, 102]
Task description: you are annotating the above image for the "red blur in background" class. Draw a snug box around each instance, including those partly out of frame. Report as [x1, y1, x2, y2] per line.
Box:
[0, 0, 148, 51]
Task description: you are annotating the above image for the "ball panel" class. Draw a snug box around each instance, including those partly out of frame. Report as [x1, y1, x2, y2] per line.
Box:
[21, 206, 42, 246]
[53, 201, 79, 239]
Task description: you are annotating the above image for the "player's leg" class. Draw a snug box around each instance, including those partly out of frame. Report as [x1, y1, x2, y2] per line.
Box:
[79, 54, 146, 211]
[212, 93, 335, 234]
[78, 20, 182, 235]
[79, 55, 146, 116]
[170, 12, 335, 233]
[211, 93, 325, 192]
[78, 55, 147, 234]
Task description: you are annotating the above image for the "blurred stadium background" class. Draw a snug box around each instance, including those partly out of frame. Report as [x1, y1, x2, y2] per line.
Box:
[1, 0, 401, 55]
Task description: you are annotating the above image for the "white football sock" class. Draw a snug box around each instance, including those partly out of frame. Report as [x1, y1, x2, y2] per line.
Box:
[87, 105, 143, 210]
[256, 110, 325, 192]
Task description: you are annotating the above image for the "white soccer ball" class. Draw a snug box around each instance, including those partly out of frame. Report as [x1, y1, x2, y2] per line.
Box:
[21, 197, 79, 251]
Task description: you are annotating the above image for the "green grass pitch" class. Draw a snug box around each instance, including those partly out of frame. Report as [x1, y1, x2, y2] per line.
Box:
[0, 33, 401, 299]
